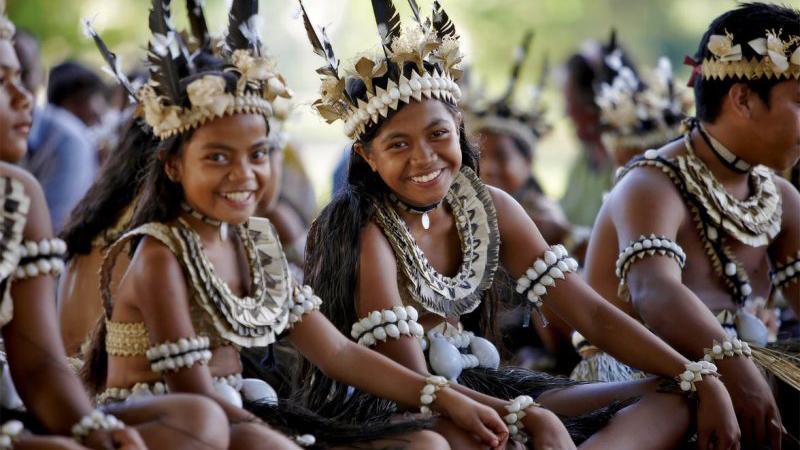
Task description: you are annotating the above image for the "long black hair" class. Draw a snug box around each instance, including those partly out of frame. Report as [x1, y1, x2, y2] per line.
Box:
[60, 117, 154, 257]
[300, 97, 515, 418]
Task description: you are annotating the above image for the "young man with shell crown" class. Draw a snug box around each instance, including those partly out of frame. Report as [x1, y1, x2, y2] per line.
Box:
[583, 2, 800, 448]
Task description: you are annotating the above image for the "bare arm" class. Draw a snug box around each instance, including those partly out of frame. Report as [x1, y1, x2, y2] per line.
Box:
[342, 222, 528, 413]
[604, 168, 774, 447]
[127, 238, 254, 423]
[1, 167, 95, 435]
[768, 178, 800, 314]
[491, 184, 692, 377]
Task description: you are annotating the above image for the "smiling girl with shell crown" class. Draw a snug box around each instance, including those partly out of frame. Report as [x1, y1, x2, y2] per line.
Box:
[300, 1, 742, 448]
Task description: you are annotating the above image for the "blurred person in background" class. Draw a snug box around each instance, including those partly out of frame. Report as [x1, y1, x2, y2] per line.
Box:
[559, 36, 621, 228]
[18, 58, 105, 233]
[464, 31, 583, 375]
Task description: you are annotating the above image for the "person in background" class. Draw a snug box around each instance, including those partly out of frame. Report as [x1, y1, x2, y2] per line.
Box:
[464, 31, 583, 375]
[22, 60, 105, 232]
[559, 35, 624, 228]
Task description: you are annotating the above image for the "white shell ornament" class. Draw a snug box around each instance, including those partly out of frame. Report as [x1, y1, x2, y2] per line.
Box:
[469, 336, 500, 369]
[735, 310, 769, 346]
[428, 335, 463, 382]
[240, 378, 278, 405]
[213, 380, 243, 408]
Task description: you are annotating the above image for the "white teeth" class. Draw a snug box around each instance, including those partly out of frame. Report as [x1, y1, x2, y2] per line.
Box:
[221, 191, 253, 202]
[411, 169, 442, 183]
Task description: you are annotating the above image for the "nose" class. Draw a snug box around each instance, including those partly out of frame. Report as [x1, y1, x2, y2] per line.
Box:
[10, 77, 32, 114]
[410, 140, 437, 165]
[228, 156, 256, 182]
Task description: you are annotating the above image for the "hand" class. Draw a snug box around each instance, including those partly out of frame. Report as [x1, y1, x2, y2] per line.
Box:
[435, 387, 508, 450]
[520, 407, 576, 450]
[718, 359, 782, 449]
[85, 428, 148, 450]
[695, 376, 740, 450]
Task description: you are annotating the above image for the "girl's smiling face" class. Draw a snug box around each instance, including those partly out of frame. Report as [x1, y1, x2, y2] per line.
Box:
[168, 113, 273, 225]
[355, 99, 462, 207]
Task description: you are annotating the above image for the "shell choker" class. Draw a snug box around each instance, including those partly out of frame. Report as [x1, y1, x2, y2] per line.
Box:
[180, 203, 230, 240]
[388, 194, 442, 231]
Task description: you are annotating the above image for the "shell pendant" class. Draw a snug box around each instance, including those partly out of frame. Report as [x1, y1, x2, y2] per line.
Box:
[421, 212, 430, 230]
[220, 222, 229, 241]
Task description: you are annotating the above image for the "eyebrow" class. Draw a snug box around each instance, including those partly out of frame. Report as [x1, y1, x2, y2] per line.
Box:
[380, 117, 450, 143]
[201, 138, 270, 151]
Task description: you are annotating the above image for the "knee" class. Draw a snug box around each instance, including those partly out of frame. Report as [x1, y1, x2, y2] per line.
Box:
[230, 422, 300, 450]
[406, 430, 450, 450]
[433, 418, 483, 450]
[161, 394, 229, 449]
[644, 391, 691, 430]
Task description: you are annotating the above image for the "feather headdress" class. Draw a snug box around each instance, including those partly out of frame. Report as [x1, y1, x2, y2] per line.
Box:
[299, 0, 464, 140]
[596, 51, 693, 152]
[464, 31, 551, 154]
[0, 0, 15, 41]
[84, 0, 290, 140]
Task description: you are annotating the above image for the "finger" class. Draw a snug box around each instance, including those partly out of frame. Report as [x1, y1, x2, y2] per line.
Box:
[484, 411, 509, 438]
[768, 416, 782, 450]
[472, 417, 501, 448]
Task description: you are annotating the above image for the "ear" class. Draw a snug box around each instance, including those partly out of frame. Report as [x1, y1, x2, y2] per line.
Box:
[354, 142, 378, 172]
[164, 153, 183, 183]
[726, 83, 754, 120]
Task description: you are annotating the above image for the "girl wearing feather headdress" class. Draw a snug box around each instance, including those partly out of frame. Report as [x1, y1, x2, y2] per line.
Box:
[299, 1, 742, 448]
[0, 2, 234, 450]
[80, 1, 509, 449]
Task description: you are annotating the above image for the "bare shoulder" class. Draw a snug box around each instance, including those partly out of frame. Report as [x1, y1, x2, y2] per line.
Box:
[127, 236, 188, 302]
[0, 162, 41, 195]
[775, 175, 800, 217]
[486, 184, 534, 234]
[356, 220, 402, 314]
[0, 162, 52, 239]
[358, 220, 398, 276]
[608, 163, 684, 216]
[486, 184, 519, 216]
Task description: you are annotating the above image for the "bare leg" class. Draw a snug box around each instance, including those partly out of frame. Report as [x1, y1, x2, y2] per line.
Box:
[330, 429, 450, 450]
[105, 394, 229, 450]
[431, 417, 495, 450]
[229, 422, 301, 450]
[580, 389, 690, 450]
[538, 377, 690, 450]
[537, 377, 664, 416]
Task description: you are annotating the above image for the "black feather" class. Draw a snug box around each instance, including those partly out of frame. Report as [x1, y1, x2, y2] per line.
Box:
[147, 0, 182, 104]
[298, 0, 339, 78]
[407, 0, 421, 25]
[608, 28, 618, 52]
[186, 0, 210, 49]
[500, 30, 533, 104]
[370, 0, 401, 57]
[226, 0, 260, 54]
[83, 20, 136, 98]
[431, 0, 457, 39]
[537, 52, 550, 92]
